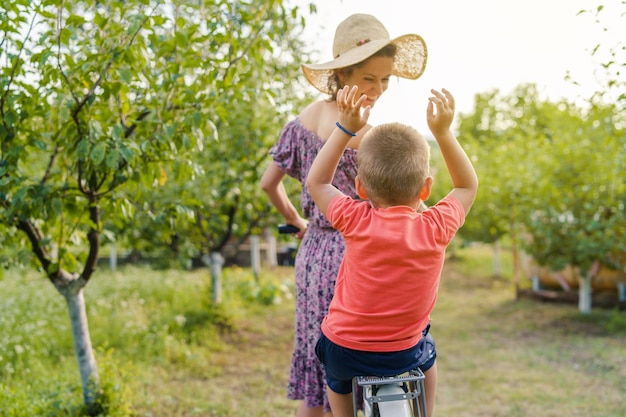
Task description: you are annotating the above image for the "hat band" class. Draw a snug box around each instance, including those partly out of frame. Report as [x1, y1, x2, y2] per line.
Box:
[334, 38, 371, 59]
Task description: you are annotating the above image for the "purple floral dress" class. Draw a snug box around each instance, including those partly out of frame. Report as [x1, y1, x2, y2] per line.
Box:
[270, 118, 358, 411]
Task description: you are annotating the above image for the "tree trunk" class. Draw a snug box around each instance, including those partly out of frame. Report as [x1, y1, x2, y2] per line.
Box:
[210, 252, 224, 303]
[64, 288, 100, 410]
[578, 274, 592, 314]
[203, 252, 224, 303]
[578, 261, 600, 314]
[263, 227, 277, 268]
[109, 242, 117, 271]
[250, 235, 261, 279]
[510, 222, 520, 299]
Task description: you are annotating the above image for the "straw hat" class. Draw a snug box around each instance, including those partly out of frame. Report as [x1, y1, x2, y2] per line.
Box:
[302, 14, 428, 95]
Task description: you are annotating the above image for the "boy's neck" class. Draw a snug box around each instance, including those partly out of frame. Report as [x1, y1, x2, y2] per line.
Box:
[370, 199, 424, 211]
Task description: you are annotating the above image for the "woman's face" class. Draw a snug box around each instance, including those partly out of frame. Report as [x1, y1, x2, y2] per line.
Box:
[340, 56, 394, 108]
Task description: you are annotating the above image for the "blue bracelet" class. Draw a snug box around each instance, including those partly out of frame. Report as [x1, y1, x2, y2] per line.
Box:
[335, 122, 356, 137]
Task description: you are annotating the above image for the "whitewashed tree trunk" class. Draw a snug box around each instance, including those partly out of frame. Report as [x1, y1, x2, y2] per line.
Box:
[578, 261, 600, 314]
[109, 242, 117, 271]
[578, 274, 592, 314]
[263, 227, 277, 268]
[202, 252, 224, 303]
[210, 252, 224, 303]
[618, 282, 626, 302]
[59, 279, 99, 409]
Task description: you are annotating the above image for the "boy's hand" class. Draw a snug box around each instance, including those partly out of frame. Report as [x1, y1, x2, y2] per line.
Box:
[427, 88, 455, 137]
[337, 85, 370, 135]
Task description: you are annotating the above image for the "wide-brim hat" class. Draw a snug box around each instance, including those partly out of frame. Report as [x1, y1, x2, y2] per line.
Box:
[302, 14, 428, 95]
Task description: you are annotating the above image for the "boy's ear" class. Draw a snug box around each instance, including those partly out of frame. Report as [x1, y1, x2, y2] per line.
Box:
[419, 176, 433, 201]
[355, 176, 368, 200]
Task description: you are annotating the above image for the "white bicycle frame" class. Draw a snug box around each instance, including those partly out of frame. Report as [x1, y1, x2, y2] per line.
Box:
[352, 368, 427, 417]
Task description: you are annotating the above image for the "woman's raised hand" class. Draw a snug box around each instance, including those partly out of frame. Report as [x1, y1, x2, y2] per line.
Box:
[337, 85, 370, 135]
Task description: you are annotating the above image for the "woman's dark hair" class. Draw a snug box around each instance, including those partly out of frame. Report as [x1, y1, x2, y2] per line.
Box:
[326, 43, 397, 101]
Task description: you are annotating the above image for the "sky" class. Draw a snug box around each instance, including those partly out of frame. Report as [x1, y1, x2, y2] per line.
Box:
[293, 0, 624, 134]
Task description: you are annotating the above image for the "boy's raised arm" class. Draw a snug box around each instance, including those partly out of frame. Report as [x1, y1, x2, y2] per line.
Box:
[426, 88, 478, 214]
[307, 86, 370, 216]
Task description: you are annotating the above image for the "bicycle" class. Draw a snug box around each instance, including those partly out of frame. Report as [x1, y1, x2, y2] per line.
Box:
[353, 367, 427, 417]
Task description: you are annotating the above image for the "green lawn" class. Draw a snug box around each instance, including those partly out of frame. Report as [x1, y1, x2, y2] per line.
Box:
[1, 245, 625, 416]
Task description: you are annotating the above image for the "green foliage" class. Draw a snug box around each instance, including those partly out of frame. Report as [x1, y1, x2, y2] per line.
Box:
[458, 85, 557, 244]
[77, 349, 137, 417]
[606, 308, 626, 332]
[1, 0, 312, 271]
[457, 83, 626, 275]
[231, 268, 294, 306]
[98, 0, 314, 263]
[0, 351, 136, 417]
[523, 98, 625, 273]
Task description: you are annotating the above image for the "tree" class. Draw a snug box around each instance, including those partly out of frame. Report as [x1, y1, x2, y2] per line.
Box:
[523, 99, 625, 313]
[110, 45, 312, 262]
[456, 83, 625, 311]
[0, 0, 308, 411]
[102, 4, 313, 302]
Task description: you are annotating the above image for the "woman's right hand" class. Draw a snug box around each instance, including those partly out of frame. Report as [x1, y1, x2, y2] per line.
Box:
[288, 216, 308, 239]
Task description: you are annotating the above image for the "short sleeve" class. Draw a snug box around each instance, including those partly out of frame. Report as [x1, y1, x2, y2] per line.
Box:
[423, 195, 466, 242]
[269, 119, 304, 181]
[327, 195, 369, 233]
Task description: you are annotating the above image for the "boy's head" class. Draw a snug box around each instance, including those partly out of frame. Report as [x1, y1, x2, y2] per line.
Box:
[356, 123, 432, 207]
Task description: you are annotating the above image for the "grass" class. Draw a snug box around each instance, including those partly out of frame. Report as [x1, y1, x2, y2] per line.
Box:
[1, 245, 625, 416]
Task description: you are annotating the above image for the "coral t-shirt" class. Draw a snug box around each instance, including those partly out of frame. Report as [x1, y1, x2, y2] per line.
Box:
[320, 194, 465, 352]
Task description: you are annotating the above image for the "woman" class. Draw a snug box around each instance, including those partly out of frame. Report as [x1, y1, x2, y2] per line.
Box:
[260, 13, 427, 417]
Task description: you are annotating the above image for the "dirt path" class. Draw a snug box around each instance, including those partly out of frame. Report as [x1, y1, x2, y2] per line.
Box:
[206, 303, 297, 416]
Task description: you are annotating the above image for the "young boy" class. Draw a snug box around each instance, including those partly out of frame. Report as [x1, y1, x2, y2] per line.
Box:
[306, 85, 478, 417]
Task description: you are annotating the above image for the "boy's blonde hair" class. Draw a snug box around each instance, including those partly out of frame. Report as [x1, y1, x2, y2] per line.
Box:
[357, 123, 430, 207]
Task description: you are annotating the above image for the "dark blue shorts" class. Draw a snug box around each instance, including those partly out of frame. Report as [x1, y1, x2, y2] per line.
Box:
[315, 325, 437, 395]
